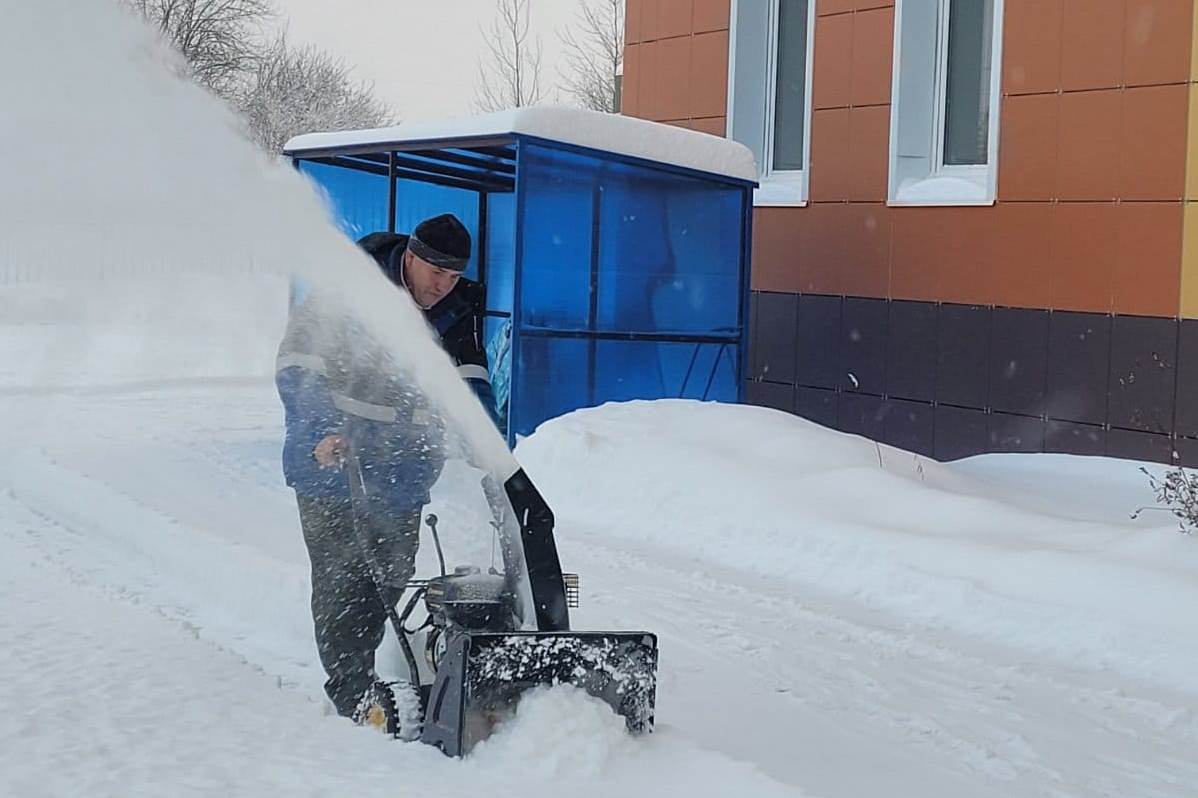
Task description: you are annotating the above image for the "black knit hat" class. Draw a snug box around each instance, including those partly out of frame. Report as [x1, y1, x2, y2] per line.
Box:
[407, 213, 471, 272]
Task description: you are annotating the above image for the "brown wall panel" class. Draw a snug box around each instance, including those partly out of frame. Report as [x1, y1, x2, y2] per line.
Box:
[798, 203, 850, 295]
[657, 0, 693, 40]
[655, 35, 692, 121]
[847, 105, 891, 201]
[818, 0, 855, 16]
[1052, 202, 1118, 313]
[1115, 202, 1184, 316]
[810, 108, 852, 201]
[854, 0, 894, 9]
[637, 39, 660, 120]
[813, 12, 853, 109]
[993, 203, 1054, 309]
[1120, 84, 1188, 201]
[690, 116, 726, 136]
[1061, 0, 1126, 92]
[692, 0, 729, 33]
[1124, 0, 1193, 87]
[641, 0, 660, 42]
[622, 43, 642, 117]
[690, 30, 729, 118]
[751, 208, 802, 293]
[1058, 89, 1122, 201]
[999, 93, 1060, 200]
[1003, 0, 1064, 95]
[890, 208, 941, 302]
[627, 0, 644, 44]
[843, 204, 891, 297]
[850, 6, 894, 106]
[937, 209, 997, 306]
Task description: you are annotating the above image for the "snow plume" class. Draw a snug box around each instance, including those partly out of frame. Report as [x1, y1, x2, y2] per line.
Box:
[469, 686, 631, 779]
[0, 0, 511, 475]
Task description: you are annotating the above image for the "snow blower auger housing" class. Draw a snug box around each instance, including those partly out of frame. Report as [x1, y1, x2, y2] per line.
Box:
[381, 469, 658, 756]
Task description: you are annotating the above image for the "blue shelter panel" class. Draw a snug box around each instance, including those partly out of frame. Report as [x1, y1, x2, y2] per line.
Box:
[510, 142, 746, 437]
[596, 165, 743, 336]
[592, 339, 739, 402]
[484, 192, 516, 315]
[516, 147, 595, 329]
[299, 161, 389, 239]
[513, 335, 591, 434]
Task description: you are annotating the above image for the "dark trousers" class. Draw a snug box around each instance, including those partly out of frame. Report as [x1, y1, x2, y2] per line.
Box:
[296, 494, 421, 717]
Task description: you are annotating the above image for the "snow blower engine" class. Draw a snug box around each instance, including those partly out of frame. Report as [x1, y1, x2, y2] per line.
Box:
[356, 467, 658, 756]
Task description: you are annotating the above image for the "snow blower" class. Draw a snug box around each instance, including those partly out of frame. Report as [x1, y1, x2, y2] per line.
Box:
[346, 458, 658, 756]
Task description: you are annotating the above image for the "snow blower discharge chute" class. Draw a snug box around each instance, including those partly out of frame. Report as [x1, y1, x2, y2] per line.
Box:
[346, 462, 658, 756]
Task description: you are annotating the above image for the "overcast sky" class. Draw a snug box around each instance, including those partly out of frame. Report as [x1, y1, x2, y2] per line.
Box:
[275, 0, 581, 121]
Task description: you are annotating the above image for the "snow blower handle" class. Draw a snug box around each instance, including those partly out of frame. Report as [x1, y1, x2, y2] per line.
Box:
[425, 513, 447, 577]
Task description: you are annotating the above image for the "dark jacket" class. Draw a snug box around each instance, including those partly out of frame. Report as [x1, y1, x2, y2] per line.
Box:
[276, 235, 496, 506]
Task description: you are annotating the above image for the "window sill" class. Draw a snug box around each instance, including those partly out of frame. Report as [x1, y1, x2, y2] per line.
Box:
[753, 175, 808, 207]
[888, 174, 995, 207]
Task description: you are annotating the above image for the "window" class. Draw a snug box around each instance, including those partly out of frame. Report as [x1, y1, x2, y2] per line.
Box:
[889, 0, 1004, 206]
[728, 0, 816, 206]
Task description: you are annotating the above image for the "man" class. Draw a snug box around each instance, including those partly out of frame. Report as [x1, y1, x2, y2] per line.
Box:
[275, 213, 495, 723]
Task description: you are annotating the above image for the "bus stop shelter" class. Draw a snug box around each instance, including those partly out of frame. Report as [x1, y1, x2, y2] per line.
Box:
[284, 107, 757, 443]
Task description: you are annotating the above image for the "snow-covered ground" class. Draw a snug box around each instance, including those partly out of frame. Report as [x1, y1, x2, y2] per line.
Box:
[1, 363, 1196, 797]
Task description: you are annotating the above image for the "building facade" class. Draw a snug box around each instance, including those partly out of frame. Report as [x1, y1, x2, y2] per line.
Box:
[623, 0, 1198, 465]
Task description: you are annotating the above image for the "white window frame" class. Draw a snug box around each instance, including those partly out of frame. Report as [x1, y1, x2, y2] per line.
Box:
[888, 0, 1004, 207]
[728, 0, 817, 207]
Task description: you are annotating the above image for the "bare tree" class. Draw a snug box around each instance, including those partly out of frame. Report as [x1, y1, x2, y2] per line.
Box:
[121, 0, 274, 97]
[474, 0, 544, 112]
[239, 33, 396, 154]
[558, 0, 624, 113]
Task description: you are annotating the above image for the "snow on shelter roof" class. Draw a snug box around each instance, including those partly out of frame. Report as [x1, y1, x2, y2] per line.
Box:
[283, 106, 759, 184]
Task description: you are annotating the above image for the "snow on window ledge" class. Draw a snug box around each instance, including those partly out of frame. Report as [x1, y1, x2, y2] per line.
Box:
[753, 173, 808, 207]
[888, 174, 995, 207]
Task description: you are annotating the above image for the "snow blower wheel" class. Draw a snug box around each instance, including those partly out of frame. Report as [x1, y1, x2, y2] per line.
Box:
[353, 681, 423, 741]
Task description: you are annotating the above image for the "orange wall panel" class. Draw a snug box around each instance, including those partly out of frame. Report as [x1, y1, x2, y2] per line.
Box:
[622, 43, 642, 117]
[818, 0, 856, 16]
[1115, 202, 1183, 316]
[690, 30, 729, 118]
[1124, 0, 1193, 87]
[1061, 0, 1126, 92]
[626, 0, 644, 45]
[691, 116, 726, 136]
[993, 203, 1054, 309]
[810, 108, 852, 201]
[1120, 83, 1188, 201]
[1003, 0, 1064, 95]
[1052, 202, 1118, 313]
[692, 0, 730, 33]
[999, 93, 1061, 201]
[813, 13, 853, 109]
[1057, 89, 1122, 201]
[843, 204, 892, 298]
[657, 0, 694, 40]
[751, 208, 802, 293]
[850, 6, 894, 106]
[637, 40, 660, 120]
[847, 105, 890, 202]
[655, 35, 692, 121]
[937, 208, 997, 306]
[641, 0, 660, 42]
[890, 208, 942, 302]
[798, 203, 850, 295]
